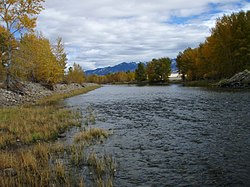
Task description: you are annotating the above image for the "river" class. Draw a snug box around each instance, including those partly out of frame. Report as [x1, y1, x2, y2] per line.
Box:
[65, 84, 250, 186]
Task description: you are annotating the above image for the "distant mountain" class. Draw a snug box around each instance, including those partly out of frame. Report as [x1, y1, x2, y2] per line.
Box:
[85, 62, 138, 76]
[85, 60, 178, 76]
[171, 59, 178, 73]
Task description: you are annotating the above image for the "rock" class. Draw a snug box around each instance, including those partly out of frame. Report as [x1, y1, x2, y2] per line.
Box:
[0, 82, 97, 107]
[58, 133, 66, 138]
[218, 69, 250, 88]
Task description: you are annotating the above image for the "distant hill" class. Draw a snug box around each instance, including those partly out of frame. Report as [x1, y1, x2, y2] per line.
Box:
[171, 59, 178, 73]
[85, 60, 178, 76]
[85, 62, 138, 76]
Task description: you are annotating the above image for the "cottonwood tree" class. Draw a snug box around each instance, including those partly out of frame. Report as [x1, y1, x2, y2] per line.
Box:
[0, 26, 8, 81]
[66, 63, 85, 84]
[53, 37, 67, 80]
[147, 58, 171, 82]
[0, 0, 44, 89]
[176, 10, 250, 81]
[135, 62, 147, 82]
[14, 33, 64, 86]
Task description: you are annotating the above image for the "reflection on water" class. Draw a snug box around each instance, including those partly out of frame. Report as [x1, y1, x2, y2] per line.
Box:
[65, 85, 250, 186]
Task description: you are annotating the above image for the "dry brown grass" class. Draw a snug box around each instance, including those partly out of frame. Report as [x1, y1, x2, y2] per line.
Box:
[87, 152, 116, 187]
[0, 142, 116, 187]
[0, 85, 116, 186]
[74, 128, 109, 144]
[0, 106, 81, 148]
[0, 143, 80, 186]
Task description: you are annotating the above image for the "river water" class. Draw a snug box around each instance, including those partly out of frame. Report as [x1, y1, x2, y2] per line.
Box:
[65, 85, 250, 186]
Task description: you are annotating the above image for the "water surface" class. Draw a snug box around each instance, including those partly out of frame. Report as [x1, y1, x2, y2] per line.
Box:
[65, 85, 250, 186]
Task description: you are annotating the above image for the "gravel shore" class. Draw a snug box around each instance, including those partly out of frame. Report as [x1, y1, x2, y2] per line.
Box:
[0, 82, 97, 107]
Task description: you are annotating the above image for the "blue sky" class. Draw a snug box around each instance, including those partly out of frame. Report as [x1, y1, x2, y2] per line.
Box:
[37, 0, 250, 70]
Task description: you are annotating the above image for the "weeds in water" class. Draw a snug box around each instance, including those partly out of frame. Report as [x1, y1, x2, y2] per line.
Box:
[84, 105, 96, 126]
[74, 128, 109, 144]
[54, 159, 66, 183]
[69, 144, 85, 166]
[87, 152, 116, 187]
[0, 142, 116, 187]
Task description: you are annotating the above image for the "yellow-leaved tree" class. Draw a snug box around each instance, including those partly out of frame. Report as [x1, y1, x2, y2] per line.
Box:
[0, 0, 44, 89]
[66, 63, 85, 84]
[13, 33, 64, 87]
[53, 37, 67, 81]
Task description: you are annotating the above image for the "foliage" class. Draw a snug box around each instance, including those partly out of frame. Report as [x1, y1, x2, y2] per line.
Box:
[177, 10, 250, 81]
[87, 58, 172, 84]
[53, 37, 67, 80]
[66, 63, 85, 84]
[86, 71, 135, 84]
[0, 26, 16, 81]
[0, 0, 45, 86]
[147, 57, 171, 82]
[13, 33, 64, 85]
[135, 62, 147, 82]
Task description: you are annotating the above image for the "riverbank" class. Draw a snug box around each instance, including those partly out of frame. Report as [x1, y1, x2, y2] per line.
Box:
[0, 82, 99, 107]
[0, 83, 101, 150]
[0, 84, 116, 186]
[182, 80, 217, 87]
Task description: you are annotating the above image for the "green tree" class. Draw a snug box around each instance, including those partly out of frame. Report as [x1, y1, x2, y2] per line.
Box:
[147, 58, 171, 82]
[0, 0, 44, 88]
[135, 62, 147, 82]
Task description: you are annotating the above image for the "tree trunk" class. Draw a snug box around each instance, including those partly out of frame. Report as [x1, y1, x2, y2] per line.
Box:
[5, 45, 12, 90]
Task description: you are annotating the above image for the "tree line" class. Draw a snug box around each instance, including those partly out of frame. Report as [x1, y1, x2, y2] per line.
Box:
[0, 0, 85, 91]
[177, 10, 250, 81]
[86, 57, 172, 84]
[86, 71, 135, 84]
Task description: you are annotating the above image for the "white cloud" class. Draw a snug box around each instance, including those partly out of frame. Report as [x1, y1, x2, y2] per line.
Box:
[37, 0, 248, 70]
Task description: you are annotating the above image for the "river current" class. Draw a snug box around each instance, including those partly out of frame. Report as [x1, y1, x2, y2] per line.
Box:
[65, 85, 250, 186]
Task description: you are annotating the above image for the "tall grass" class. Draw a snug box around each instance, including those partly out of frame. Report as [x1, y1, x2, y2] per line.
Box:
[0, 106, 81, 148]
[0, 85, 116, 186]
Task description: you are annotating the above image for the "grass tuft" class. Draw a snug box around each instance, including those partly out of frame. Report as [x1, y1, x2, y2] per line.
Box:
[74, 128, 109, 144]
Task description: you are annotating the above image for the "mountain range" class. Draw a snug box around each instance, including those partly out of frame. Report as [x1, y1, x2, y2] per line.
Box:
[85, 60, 178, 76]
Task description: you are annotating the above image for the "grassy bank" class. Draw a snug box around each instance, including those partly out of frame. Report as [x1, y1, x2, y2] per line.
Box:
[36, 85, 101, 105]
[0, 85, 116, 186]
[0, 106, 81, 149]
[0, 85, 100, 149]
